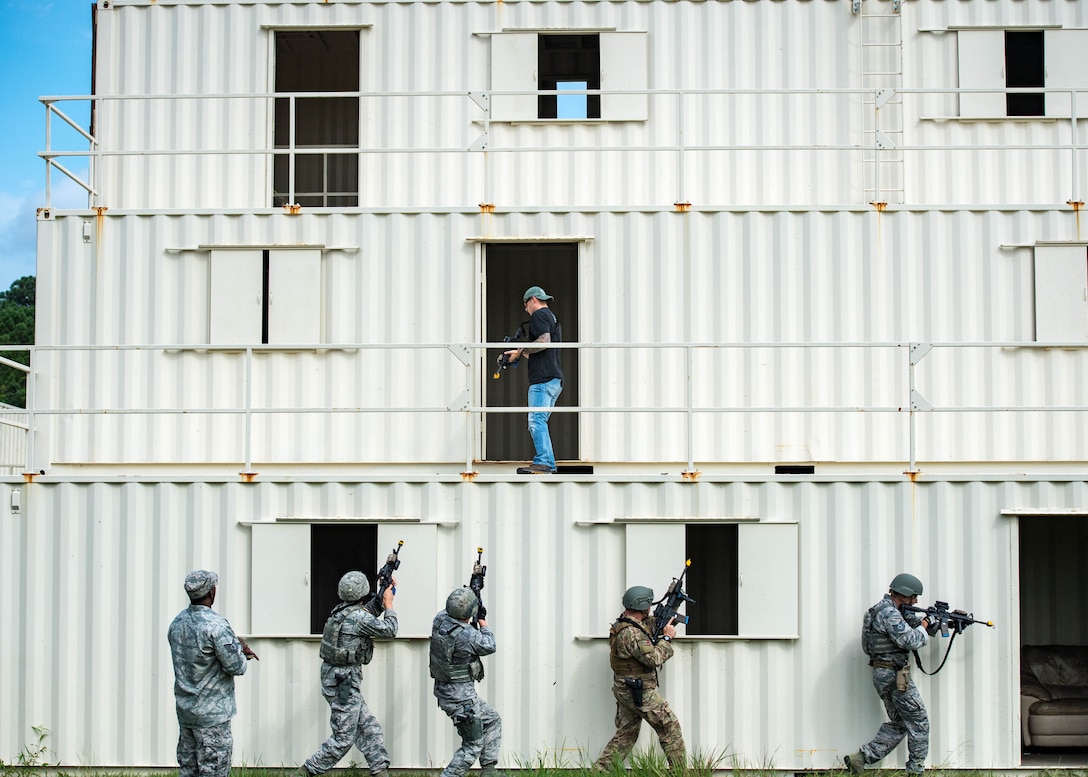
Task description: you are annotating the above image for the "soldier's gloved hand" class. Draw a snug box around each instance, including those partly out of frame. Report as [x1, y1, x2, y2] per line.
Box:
[476, 605, 487, 621]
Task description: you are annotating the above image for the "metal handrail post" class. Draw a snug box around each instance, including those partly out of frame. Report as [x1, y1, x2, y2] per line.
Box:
[1071, 88, 1080, 203]
[24, 348, 35, 475]
[686, 344, 695, 474]
[289, 95, 296, 204]
[244, 347, 253, 473]
[44, 104, 52, 209]
[907, 343, 917, 472]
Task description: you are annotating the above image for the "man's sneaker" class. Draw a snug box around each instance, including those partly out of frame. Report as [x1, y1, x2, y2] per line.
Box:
[843, 750, 866, 774]
[516, 463, 556, 474]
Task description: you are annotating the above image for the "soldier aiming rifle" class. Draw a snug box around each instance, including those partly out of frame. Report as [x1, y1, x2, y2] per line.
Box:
[651, 560, 695, 644]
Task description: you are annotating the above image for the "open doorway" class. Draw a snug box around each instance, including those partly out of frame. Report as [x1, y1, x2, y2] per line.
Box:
[1019, 516, 1088, 765]
[484, 243, 580, 466]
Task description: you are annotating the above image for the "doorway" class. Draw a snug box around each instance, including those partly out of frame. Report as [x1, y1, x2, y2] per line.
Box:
[1019, 516, 1088, 763]
[484, 243, 580, 464]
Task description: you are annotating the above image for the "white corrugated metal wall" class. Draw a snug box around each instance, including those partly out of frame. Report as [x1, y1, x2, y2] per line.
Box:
[32, 208, 1088, 469]
[2, 477, 1067, 769]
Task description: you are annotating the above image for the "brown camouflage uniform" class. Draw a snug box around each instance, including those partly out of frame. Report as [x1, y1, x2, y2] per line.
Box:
[594, 615, 686, 770]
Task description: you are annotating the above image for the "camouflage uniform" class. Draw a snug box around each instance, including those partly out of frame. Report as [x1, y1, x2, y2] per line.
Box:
[430, 611, 502, 777]
[594, 615, 686, 770]
[303, 603, 399, 776]
[167, 572, 249, 777]
[855, 594, 934, 775]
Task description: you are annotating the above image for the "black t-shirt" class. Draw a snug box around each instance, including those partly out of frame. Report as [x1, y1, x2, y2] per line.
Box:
[526, 307, 563, 385]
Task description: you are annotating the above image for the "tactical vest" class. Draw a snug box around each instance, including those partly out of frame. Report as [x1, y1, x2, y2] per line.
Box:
[429, 618, 484, 683]
[609, 617, 655, 677]
[862, 597, 904, 658]
[319, 603, 375, 667]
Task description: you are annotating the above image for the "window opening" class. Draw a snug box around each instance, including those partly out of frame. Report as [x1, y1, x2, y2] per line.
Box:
[556, 81, 589, 119]
[310, 524, 378, 634]
[538, 35, 600, 119]
[1005, 31, 1045, 117]
[775, 465, 815, 475]
[684, 524, 739, 635]
[274, 30, 360, 207]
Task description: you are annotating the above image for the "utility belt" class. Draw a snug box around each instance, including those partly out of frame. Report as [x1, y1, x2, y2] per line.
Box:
[869, 657, 911, 691]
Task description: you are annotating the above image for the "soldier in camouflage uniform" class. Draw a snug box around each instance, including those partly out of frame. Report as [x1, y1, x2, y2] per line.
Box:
[300, 571, 399, 777]
[430, 587, 503, 777]
[593, 585, 686, 772]
[844, 573, 939, 776]
[167, 570, 259, 777]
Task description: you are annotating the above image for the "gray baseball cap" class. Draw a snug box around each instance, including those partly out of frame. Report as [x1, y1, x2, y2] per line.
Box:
[523, 286, 554, 302]
[184, 570, 218, 600]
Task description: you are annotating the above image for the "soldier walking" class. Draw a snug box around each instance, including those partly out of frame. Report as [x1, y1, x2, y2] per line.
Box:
[844, 573, 939, 776]
[430, 587, 504, 777]
[299, 571, 398, 777]
[593, 586, 686, 771]
[167, 570, 259, 777]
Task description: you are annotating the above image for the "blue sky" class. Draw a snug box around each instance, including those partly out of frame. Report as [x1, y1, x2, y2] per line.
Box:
[0, 2, 92, 293]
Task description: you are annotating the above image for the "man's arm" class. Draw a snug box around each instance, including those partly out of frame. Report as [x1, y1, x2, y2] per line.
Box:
[882, 609, 930, 651]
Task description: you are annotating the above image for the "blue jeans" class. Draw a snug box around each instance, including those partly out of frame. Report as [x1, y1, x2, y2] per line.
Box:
[527, 378, 563, 471]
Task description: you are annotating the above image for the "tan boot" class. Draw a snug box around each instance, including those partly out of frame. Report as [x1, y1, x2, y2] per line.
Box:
[844, 750, 866, 774]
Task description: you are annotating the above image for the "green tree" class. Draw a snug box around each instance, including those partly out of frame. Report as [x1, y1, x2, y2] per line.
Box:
[0, 276, 35, 408]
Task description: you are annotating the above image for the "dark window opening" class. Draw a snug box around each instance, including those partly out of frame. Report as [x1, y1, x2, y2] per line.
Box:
[274, 30, 361, 207]
[775, 465, 815, 475]
[1005, 31, 1045, 117]
[684, 524, 739, 636]
[310, 524, 378, 634]
[538, 35, 600, 119]
[261, 250, 270, 345]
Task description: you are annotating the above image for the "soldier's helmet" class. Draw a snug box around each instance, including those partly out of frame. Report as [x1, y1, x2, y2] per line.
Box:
[622, 585, 655, 611]
[338, 571, 371, 602]
[445, 587, 480, 620]
[889, 573, 924, 597]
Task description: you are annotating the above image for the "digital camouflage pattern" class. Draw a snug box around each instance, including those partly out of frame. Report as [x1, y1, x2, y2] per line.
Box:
[304, 607, 399, 776]
[594, 616, 686, 770]
[431, 610, 502, 777]
[856, 594, 933, 775]
[167, 604, 249, 728]
[176, 721, 232, 777]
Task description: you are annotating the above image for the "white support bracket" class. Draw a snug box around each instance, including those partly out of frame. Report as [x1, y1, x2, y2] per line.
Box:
[911, 389, 933, 412]
[910, 342, 933, 366]
[447, 344, 472, 366]
[469, 91, 489, 112]
[875, 88, 895, 110]
[469, 131, 489, 152]
[875, 131, 896, 150]
[446, 389, 470, 412]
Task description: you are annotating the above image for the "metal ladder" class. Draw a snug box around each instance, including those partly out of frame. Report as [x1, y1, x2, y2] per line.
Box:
[859, 0, 904, 204]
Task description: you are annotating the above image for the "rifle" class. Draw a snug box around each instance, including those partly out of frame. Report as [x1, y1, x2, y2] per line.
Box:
[902, 600, 994, 675]
[650, 560, 695, 644]
[492, 321, 529, 379]
[363, 540, 404, 616]
[469, 547, 487, 627]
[903, 601, 994, 637]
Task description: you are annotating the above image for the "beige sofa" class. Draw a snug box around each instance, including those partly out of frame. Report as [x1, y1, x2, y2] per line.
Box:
[1022, 645, 1088, 748]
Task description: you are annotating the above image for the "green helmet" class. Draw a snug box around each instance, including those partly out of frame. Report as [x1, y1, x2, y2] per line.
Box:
[446, 587, 480, 620]
[622, 585, 655, 611]
[889, 573, 924, 597]
[338, 571, 370, 602]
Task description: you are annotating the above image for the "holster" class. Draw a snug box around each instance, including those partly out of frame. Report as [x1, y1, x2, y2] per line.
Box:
[895, 665, 910, 692]
[453, 703, 483, 741]
[624, 677, 644, 708]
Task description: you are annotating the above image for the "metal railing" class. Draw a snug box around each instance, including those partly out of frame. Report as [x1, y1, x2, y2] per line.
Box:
[2, 341, 1086, 477]
[39, 85, 1088, 209]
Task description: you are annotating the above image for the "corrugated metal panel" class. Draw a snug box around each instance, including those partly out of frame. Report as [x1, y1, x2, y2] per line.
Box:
[34, 209, 1088, 468]
[3, 477, 1075, 769]
[73, 0, 1087, 211]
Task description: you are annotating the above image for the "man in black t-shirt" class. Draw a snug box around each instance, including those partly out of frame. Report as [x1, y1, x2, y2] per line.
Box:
[502, 286, 563, 474]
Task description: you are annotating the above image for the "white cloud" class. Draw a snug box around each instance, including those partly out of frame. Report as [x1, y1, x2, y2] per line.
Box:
[0, 170, 89, 291]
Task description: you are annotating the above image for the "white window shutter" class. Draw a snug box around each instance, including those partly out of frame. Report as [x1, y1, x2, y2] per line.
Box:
[1044, 30, 1088, 118]
[737, 523, 799, 637]
[377, 523, 438, 638]
[491, 33, 538, 122]
[267, 249, 321, 345]
[1035, 245, 1088, 342]
[210, 249, 263, 345]
[958, 30, 1006, 118]
[251, 523, 312, 634]
[600, 32, 649, 121]
[625, 523, 686, 597]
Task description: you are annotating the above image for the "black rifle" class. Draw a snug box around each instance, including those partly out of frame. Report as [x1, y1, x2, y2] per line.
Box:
[492, 321, 529, 379]
[363, 540, 404, 616]
[903, 601, 994, 637]
[902, 600, 994, 675]
[469, 547, 487, 627]
[650, 560, 695, 644]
